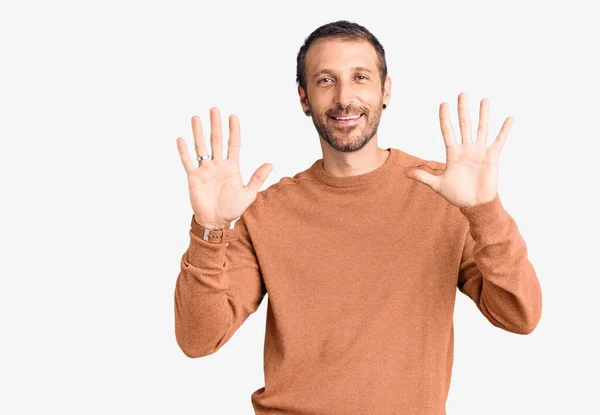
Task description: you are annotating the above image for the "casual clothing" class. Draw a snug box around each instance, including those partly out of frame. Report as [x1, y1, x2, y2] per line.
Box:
[174, 147, 542, 415]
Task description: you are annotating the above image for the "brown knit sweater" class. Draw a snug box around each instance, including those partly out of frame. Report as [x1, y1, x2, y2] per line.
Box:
[174, 147, 542, 415]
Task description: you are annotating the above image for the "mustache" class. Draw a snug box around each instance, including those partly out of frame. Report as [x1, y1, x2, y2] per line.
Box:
[327, 106, 367, 117]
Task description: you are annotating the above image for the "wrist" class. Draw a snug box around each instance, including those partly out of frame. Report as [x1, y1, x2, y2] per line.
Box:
[193, 215, 230, 229]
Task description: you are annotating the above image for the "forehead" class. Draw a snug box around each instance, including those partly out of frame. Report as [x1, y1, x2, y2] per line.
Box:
[305, 38, 378, 75]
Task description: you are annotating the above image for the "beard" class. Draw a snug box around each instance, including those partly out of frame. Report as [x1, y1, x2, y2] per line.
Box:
[308, 98, 384, 153]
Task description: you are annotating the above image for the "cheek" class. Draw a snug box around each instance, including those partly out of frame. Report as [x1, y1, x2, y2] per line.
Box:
[364, 93, 383, 107]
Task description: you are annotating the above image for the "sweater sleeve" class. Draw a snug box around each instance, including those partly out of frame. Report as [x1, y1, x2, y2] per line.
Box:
[174, 212, 266, 357]
[457, 192, 542, 335]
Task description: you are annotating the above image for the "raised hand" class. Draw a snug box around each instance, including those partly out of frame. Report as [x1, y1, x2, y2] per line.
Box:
[405, 92, 514, 208]
[176, 107, 273, 228]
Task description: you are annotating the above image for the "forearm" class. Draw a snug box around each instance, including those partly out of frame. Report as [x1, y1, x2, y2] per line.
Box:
[175, 236, 234, 358]
[459, 193, 543, 334]
[174, 214, 266, 357]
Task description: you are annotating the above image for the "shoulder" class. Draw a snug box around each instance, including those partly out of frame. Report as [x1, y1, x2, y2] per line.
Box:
[391, 147, 446, 174]
[239, 163, 316, 222]
[260, 162, 317, 202]
[391, 147, 465, 219]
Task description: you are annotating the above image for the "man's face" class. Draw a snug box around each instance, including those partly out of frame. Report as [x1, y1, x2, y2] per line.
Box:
[300, 38, 390, 153]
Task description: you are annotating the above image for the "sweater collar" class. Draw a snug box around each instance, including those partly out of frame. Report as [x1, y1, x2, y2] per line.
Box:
[312, 147, 406, 188]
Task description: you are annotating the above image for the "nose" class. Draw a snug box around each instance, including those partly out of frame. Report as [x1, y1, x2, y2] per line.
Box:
[334, 79, 355, 109]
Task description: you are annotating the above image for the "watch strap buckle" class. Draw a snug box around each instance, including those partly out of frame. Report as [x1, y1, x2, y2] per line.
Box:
[202, 227, 239, 243]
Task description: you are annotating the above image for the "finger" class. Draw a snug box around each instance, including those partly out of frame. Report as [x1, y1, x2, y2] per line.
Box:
[245, 163, 273, 195]
[476, 98, 489, 146]
[176, 137, 195, 174]
[406, 169, 442, 193]
[457, 92, 472, 145]
[490, 117, 513, 156]
[439, 102, 457, 148]
[228, 114, 241, 164]
[191, 115, 208, 164]
[210, 107, 223, 161]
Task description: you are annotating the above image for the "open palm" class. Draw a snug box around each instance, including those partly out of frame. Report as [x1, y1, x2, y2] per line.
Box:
[406, 92, 513, 208]
[176, 108, 273, 228]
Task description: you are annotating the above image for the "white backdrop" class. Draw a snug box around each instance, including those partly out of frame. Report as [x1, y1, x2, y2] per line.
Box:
[1, 0, 598, 414]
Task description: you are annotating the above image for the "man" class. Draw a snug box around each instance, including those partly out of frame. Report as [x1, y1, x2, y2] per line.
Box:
[174, 20, 542, 415]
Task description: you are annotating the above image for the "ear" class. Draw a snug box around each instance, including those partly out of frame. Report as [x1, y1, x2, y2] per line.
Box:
[383, 75, 391, 106]
[298, 85, 309, 112]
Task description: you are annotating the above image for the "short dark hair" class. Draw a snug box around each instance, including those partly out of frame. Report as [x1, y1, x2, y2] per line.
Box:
[296, 20, 388, 94]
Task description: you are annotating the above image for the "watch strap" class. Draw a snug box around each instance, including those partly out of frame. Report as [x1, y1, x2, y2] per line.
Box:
[190, 216, 240, 244]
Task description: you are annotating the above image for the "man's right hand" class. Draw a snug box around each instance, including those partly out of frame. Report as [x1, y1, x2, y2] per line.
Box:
[176, 107, 273, 228]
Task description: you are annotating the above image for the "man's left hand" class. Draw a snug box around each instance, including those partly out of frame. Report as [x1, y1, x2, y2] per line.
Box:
[406, 92, 514, 208]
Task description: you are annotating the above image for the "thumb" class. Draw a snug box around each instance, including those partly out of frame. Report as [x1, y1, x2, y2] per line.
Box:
[246, 163, 273, 194]
[406, 168, 441, 192]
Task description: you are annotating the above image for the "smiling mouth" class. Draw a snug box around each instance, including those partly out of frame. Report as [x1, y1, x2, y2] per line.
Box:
[328, 113, 364, 126]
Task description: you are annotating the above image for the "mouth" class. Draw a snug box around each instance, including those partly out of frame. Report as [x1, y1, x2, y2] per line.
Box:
[328, 113, 364, 127]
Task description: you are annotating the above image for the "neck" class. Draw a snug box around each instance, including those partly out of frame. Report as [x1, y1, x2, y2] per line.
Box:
[319, 139, 390, 178]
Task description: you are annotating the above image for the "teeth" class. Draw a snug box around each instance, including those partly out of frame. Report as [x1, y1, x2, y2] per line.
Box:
[334, 114, 361, 120]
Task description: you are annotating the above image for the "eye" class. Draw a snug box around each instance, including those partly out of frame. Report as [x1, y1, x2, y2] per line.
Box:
[356, 75, 368, 81]
[318, 77, 333, 84]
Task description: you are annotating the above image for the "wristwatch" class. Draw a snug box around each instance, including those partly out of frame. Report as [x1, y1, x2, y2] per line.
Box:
[190, 216, 240, 244]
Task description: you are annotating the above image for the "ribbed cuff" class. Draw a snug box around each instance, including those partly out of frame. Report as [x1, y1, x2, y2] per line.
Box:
[458, 193, 512, 238]
[185, 215, 228, 269]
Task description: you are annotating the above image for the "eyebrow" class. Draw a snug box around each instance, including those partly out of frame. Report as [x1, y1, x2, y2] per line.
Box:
[312, 66, 373, 79]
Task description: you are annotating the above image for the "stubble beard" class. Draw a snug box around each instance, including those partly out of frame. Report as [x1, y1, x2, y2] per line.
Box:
[308, 99, 384, 153]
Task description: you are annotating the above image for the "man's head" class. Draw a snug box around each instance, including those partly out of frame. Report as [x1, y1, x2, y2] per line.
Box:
[296, 20, 391, 153]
